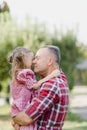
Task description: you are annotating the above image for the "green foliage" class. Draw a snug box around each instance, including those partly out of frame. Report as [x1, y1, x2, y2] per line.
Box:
[49, 30, 82, 90]
[23, 20, 50, 52]
[0, 1, 10, 13]
[0, 13, 24, 82]
[0, 105, 87, 130]
[0, 13, 83, 92]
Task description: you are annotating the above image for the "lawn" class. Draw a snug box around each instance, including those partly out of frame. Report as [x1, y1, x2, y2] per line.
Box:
[0, 104, 13, 130]
[63, 111, 87, 130]
[0, 104, 87, 130]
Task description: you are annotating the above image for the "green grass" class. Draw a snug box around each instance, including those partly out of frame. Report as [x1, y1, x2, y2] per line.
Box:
[0, 104, 87, 130]
[0, 104, 13, 130]
[63, 111, 87, 130]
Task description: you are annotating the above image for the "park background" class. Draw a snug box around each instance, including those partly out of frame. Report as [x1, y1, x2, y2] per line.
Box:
[0, 0, 87, 130]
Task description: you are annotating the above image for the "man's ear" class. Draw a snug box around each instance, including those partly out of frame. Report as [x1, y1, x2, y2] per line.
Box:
[48, 57, 53, 65]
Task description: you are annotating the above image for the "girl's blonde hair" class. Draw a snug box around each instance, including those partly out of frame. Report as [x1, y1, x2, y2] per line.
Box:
[8, 47, 33, 82]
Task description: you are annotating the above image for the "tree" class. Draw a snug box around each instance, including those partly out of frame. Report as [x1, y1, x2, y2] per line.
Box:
[50, 30, 83, 90]
[0, 13, 24, 82]
[0, 1, 10, 13]
[0, 14, 84, 92]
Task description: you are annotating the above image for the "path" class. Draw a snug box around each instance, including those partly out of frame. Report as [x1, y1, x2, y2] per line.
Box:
[70, 85, 87, 120]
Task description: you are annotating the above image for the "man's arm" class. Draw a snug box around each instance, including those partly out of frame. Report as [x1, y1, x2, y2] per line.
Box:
[13, 79, 60, 126]
[13, 111, 33, 126]
[25, 81, 60, 121]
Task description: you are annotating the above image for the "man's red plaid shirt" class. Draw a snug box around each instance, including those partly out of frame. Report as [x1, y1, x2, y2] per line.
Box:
[25, 71, 69, 130]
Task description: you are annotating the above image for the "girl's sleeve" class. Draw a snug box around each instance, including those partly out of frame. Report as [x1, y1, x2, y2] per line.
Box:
[16, 69, 37, 89]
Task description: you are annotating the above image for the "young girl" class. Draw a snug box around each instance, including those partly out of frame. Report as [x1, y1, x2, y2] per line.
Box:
[8, 47, 60, 130]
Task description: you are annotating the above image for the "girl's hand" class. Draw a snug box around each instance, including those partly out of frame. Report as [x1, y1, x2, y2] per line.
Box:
[33, 81, 41, 90]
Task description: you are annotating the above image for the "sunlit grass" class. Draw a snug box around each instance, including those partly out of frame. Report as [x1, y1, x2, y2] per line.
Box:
[0, 104, 87, 130]
[0, 104, 11, 118]
[63, 121, 87, 130]
[63, 111, 87, 130]
[0, 104, 13, 130]
[0, 120, 13, 130]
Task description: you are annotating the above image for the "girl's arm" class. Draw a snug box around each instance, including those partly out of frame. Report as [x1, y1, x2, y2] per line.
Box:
[33, 69, 60, 89]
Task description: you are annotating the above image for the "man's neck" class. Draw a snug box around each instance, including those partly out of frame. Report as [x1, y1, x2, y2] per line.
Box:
[40, 67, 59, 79]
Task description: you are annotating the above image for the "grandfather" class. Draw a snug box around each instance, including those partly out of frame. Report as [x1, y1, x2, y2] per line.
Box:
[13, 45, 69, 130]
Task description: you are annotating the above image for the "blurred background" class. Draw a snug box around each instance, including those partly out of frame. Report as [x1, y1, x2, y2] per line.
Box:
[0, 0, 87, 130]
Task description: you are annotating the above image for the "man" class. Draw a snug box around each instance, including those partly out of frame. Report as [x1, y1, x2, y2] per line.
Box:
[13, 45, 69, 130]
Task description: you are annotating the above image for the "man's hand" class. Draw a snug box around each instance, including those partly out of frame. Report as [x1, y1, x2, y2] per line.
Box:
[13, 111, 33, 126]
[11, 119, 20, 130]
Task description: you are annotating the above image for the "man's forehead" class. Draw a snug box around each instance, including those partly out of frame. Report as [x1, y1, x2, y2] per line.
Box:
[35, 48, 50, 58]
[36, 48, 48, 54]
[35, 51, 42, 58]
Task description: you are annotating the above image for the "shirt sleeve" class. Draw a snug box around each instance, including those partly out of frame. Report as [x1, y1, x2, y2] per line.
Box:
[25, 79, 60, 121]
[16, 69, 36, 89]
